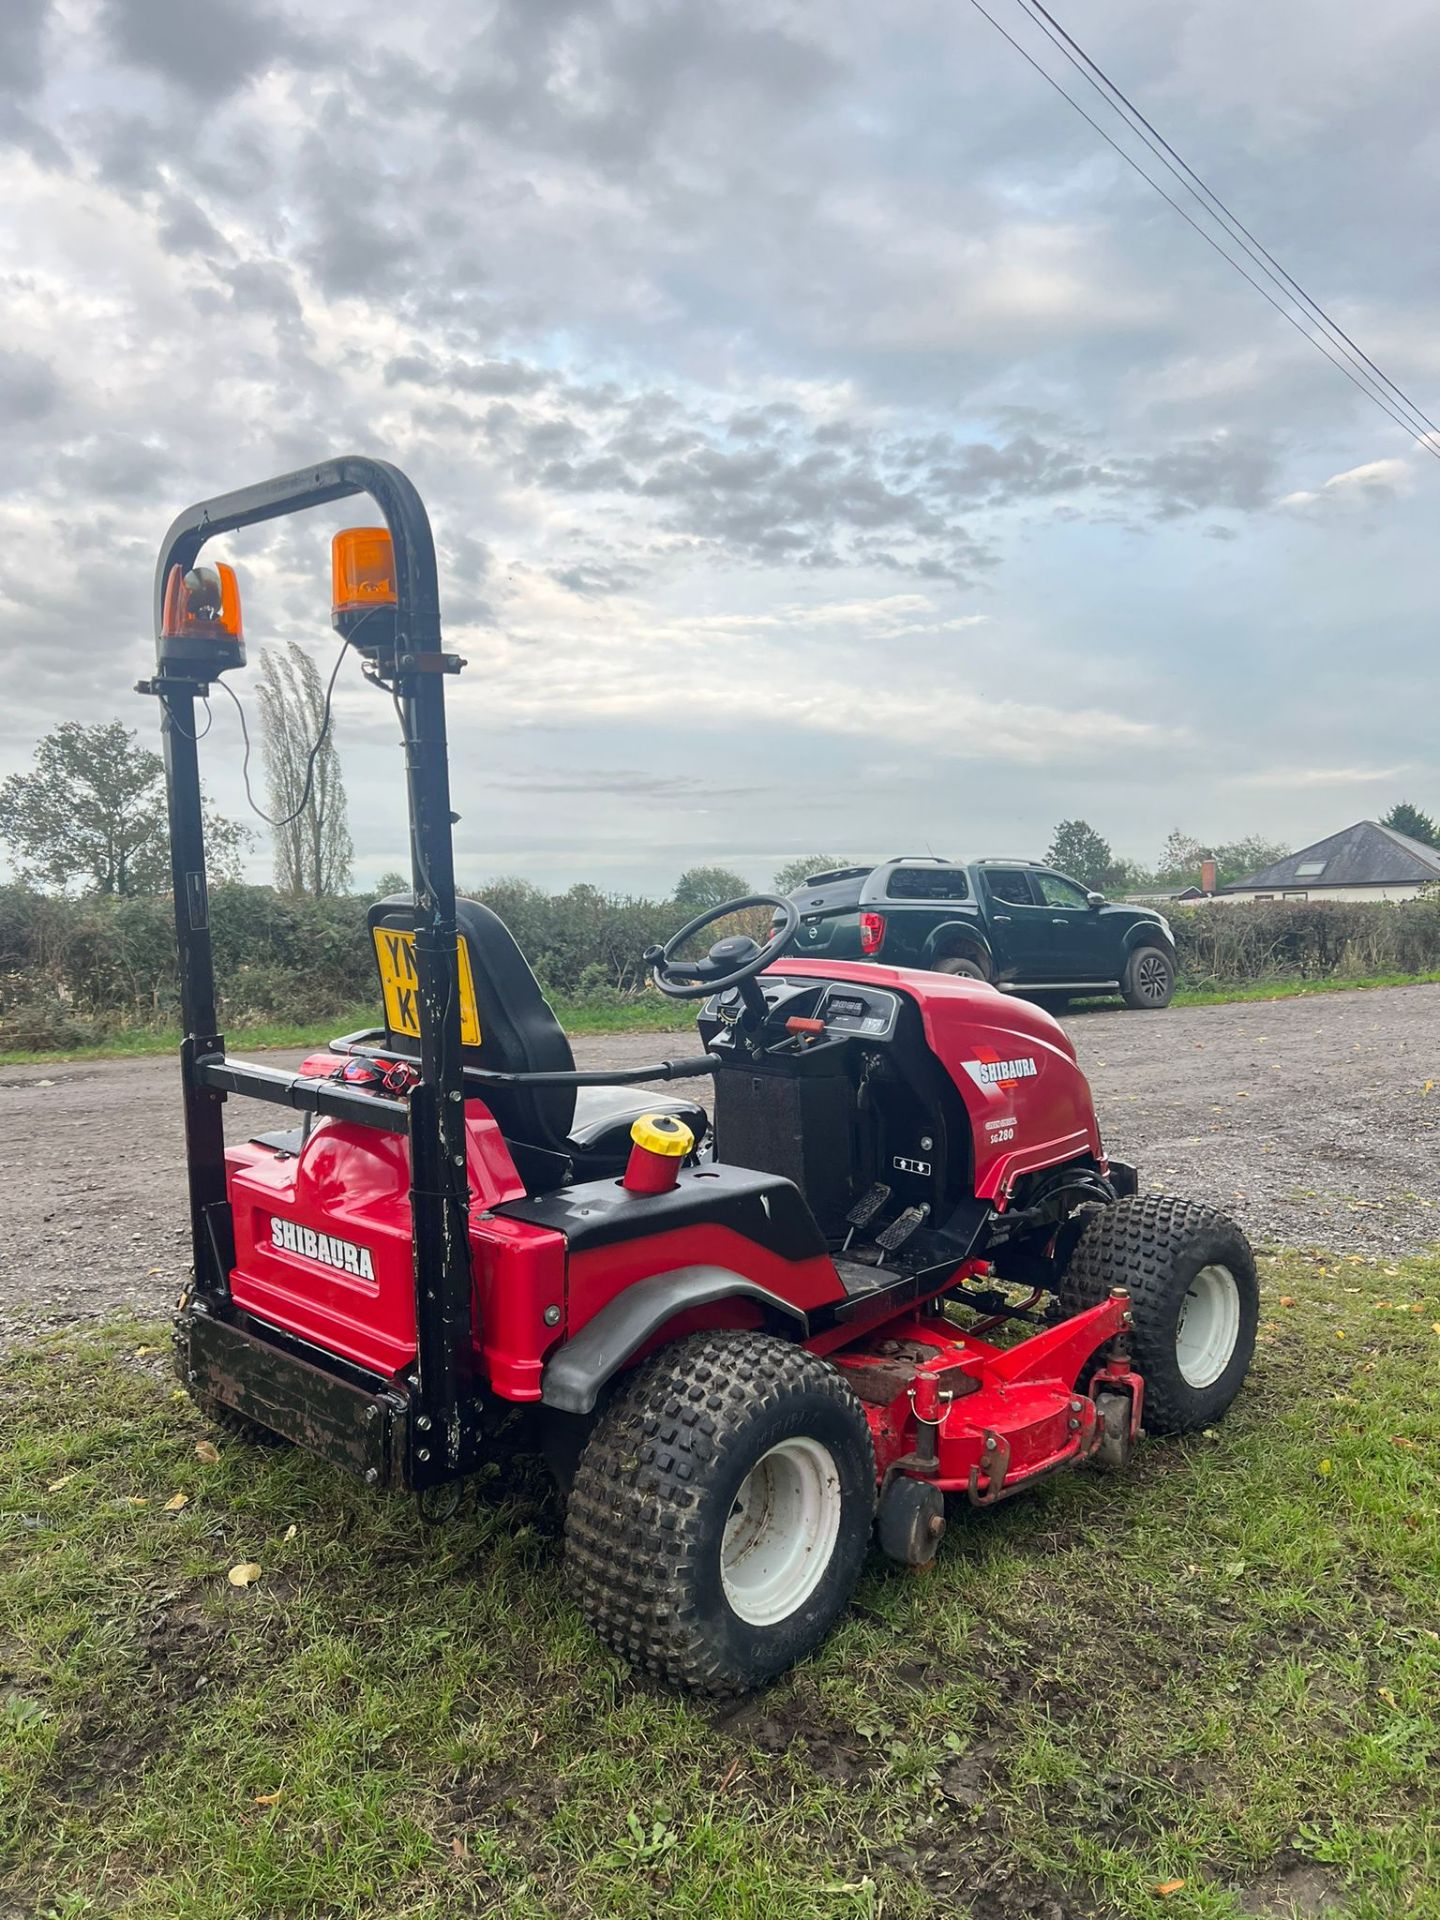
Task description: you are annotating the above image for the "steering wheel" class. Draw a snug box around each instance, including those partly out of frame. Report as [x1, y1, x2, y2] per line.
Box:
[646, 894, 801, 1001]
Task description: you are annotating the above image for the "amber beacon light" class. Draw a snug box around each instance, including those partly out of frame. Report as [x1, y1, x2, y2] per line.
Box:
[331, 525, 399, 651]
[158, 562, 245, 675]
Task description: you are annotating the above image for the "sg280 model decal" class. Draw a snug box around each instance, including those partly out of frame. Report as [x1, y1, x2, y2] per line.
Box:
[269, 1215, 376, 1281]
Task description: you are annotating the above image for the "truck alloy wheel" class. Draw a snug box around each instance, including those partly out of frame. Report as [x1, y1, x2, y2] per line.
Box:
[1060, 1193, 1258, 1431]
[565, 1330, 875, 1693]
[1123, 946, 1175, 1010]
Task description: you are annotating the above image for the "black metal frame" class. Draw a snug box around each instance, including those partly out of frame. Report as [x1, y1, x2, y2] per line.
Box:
[139, 457, 476, 1485]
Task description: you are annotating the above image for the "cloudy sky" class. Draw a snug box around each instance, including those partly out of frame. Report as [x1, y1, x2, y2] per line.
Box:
[2, 0, 1437, 895]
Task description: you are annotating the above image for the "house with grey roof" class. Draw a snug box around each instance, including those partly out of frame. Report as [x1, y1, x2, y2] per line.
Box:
[1224, 820, 1440, 903]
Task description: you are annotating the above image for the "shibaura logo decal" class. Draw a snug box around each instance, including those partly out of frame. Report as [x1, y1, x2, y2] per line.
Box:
[962, 1051, 1039, 1091]
[268, 1215, 376, 1281]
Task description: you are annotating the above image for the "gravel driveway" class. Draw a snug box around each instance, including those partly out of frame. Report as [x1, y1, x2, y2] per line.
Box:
[2, 983, 1436, 1348]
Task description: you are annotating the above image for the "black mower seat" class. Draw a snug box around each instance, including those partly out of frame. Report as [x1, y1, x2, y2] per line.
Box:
[566, 1085, 707, 1162]
[367, 893, 712, 1182]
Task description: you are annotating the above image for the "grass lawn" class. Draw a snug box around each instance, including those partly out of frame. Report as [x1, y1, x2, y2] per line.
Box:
[3, 972, 1439, 1066]
[2, 1255, 1437, 1919]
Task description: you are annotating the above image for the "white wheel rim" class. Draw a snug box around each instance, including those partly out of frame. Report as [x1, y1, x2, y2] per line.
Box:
[721, 1437, 843, 1627]
[1175, 1263, 1242, 1388]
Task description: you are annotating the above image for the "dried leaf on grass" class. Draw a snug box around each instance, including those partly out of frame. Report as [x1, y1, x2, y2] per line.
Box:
[1154, 1881, 1186, 1898]
[253, 1789, 282, 1807]
[195, 1440, 220, 1465]
[227, 1561, 263, 1589]
[164, 1492, 188, 1512]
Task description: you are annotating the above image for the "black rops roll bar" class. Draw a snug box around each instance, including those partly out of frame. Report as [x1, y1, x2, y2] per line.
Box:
[141, 457, 475, 1485]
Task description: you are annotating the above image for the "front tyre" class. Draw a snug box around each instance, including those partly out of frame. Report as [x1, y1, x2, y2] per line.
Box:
[1060, 1194, 1258, 1432]
[565, 1331, 876, 1694]
[1122, 944, 1175, 1009]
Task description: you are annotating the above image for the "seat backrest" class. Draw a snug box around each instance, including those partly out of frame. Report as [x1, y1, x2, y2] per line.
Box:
[367, 894, 576, 1150]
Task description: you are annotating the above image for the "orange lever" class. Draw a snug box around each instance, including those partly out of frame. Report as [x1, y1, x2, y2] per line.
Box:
[786, 1016, 826, 1035]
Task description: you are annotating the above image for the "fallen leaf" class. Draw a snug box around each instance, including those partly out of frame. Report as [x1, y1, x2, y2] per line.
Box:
[1318, 1459, 1333, 1476]
[1154, 1880, 1186, 1897]
[164, 1492, 189, 1512]
[195, 1440, 220, 1465]
[1378, 1688, 1397, 1708]
[125, 1495, 149, 1507]
[47, 1473, 75, 1493]
[1432, 1324, 1440, 1337]
[227, 1561, 263, 1589]
[1424, 1081, 1434, 1096]
[283, 1523, 297, 1541]
[133, 1345, 156, 1358]
[452, 1835, 467, 1858]
[253, 1789, 282, 1806]
[1278, 1295, 1296, 1308]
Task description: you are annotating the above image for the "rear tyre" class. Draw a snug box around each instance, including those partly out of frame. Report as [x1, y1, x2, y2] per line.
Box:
[565, 1331, 876, 1694]
[935, 954, 989, 982]
[1060, 1194, 1257, 1433]
[1122, 945, 1175, 1010]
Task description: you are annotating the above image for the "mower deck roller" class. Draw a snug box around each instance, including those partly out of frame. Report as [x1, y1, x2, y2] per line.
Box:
[143, 457, 1259, 1694]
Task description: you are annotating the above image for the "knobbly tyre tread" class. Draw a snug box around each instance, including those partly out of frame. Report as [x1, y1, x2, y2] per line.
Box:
[1060, 1192, 1258, 1434]
[565, 1329, 875, 1695]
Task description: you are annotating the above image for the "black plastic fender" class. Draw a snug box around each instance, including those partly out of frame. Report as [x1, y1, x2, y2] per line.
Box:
[922, 918, 994, 973]
[539, 1265, 811, 1415]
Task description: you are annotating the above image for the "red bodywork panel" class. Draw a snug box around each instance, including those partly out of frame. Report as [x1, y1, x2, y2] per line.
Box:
[769, 959, 1105, 1199]
[227, 1103, 561, 1379]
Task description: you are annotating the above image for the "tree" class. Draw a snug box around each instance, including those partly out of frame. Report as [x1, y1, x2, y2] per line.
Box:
[1152, 829, 1206, 887]
[0, 719, 248, 894]
[1381, 801, 1439, 850]
[1212, 835, 1290, 884]
[1045, 820, 1119, 892]
[674, 865, 751, 909]
[256, 644, 352, 896]
[772, 854, 850, 895]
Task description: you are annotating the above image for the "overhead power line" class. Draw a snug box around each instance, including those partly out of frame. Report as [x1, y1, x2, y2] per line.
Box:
[1013, 0, 1440, 455]
[964, 0, 1440, 463]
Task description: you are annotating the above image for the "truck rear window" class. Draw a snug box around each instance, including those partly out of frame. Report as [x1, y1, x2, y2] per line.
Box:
[885, 867, 969, 901]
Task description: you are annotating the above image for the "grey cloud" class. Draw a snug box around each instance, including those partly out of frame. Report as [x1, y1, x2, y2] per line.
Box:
[0, 350, 62, 425]
[385, 352, 547, 397]
[100, 0, 313, 98]
[157, 194, 226, 256]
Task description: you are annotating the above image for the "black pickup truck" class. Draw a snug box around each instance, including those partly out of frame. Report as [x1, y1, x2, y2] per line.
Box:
[780, 857, 1178, 1009]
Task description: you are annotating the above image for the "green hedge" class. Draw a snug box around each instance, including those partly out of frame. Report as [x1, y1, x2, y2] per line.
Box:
[4, 883, 1440, 1050]
[1168, 896, 1440, 984]
[0, 881, 707, 1049]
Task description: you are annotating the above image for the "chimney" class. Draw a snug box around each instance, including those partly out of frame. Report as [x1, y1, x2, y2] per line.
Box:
[1200, 857, 1218, 896]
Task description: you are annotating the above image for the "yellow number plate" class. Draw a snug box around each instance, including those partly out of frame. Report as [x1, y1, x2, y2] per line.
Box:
[372, 927, 482, 1047]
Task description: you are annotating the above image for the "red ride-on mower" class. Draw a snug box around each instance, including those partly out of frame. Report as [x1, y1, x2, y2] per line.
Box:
[143, 458, 1259, 1694]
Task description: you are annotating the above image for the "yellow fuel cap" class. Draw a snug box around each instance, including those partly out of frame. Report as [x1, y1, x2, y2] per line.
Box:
[629, 1113, 695, 1157]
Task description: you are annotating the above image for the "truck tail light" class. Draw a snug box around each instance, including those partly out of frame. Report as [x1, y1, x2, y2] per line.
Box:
[860, 911, 886, 955]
